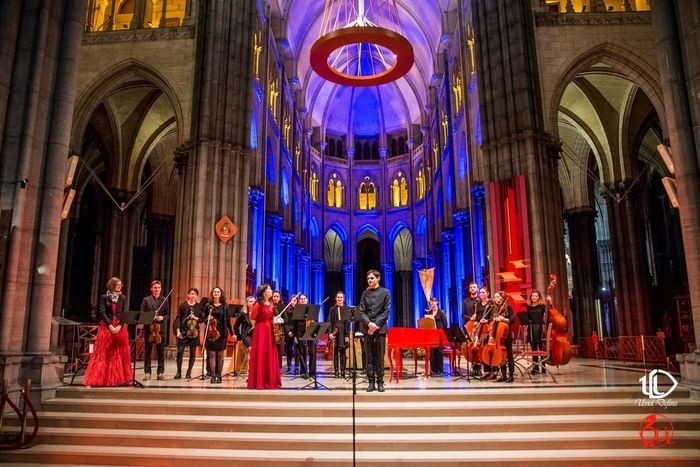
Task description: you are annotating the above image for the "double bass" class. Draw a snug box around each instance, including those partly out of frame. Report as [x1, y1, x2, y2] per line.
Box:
[546, 275, 571, 366]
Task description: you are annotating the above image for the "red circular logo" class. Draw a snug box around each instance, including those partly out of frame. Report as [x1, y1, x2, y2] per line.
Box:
[639, 414, 674, 448]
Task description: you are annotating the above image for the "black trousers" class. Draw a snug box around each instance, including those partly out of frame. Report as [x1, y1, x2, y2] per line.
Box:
[430, 348, 444, 374]
[144, 338, 165, 375]
[498, 338, 514, 377]
[176, 341, 197, 373]
[364, 333, 385, 381]
[285, 335, 295, 370]
[333, 345, 346, 375]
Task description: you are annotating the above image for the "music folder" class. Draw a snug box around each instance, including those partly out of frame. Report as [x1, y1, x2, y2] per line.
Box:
[338, 306, 354, 321]
[517, 311, 533, 325]
[227, 304, 243, 317]
[121, 310, 155, 325]
[292, 304, 320, 321]
[301, 321, 329, 341]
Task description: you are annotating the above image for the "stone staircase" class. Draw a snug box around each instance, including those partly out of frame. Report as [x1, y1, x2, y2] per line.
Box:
[2, 385, 700, 465]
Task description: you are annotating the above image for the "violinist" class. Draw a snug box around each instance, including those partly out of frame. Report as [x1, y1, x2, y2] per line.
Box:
[328, 291, 348, 378]
[491, 291, 514, 383]
[527, 290, 547, 374]
[230, 296, 255, 375]
[204, 286, 233, 384]
[271, 291, 284, 368]
[283, 294, 299, 374]
[140, 280, 169, 381]
[470, 287, 492, 377]
[462, 282, 479, 325]
[174, 287, 203, 379]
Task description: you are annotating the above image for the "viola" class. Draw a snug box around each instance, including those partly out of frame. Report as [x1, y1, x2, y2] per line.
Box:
[185, 315, 199, 339]
[546, 275, 571, 366]
[207, 316, 220, 341]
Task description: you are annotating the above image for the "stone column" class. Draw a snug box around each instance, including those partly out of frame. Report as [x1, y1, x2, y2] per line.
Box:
[0, 0, 86, 404]
[311, 260, 325, 309]
[342, 263, 355, 305]
[471, 185, 488, 287]
[130, 0, 146, 29]
[264, 214, 282, 288]
[247, 188, 264, 285]
[441, 230, 456, 325]
[565, 207, 600, 339]
[604, 184, 651, 337]
[652, 0, 700, 398]
[159, 0, 168, 28]
[182, 0, 193, 26]
[171, 0, 254, 308]
[453, 209, 471, 321]
[380, 263, 395, 327]
[279, 231, 294, 296]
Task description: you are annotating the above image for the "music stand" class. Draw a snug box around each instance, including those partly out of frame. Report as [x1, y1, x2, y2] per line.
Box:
[290, 305, 314, 379]
[298, 322, 331, 390]
[446, 324, 470, 381]
[346, 307, 368, 384]
[119, 310, 154, 388]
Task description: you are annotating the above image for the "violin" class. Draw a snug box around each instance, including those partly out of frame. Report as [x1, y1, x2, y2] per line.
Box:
[148, 289, 173, 344]
[547, 275, 571, 366]
[480, 297, 509, 368]
[185, 315, 199, 339]
[206, 303, 222, 342]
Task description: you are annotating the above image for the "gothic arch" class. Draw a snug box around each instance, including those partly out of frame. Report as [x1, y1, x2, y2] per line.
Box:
[547, 43, 665, 139]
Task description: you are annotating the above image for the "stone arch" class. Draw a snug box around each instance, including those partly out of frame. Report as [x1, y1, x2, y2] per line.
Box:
[71, 58, 186, 150]
[547, 43, 665, 139]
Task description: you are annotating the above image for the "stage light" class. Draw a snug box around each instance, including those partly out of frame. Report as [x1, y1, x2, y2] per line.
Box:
[61, 189, 76, 220]
[662, 177, 679, 208]
[65, 154, 78, 187]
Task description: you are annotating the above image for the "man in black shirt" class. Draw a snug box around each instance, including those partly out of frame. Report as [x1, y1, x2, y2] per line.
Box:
[357, 269, 391, 393]
[462, 282, 479, 325]
[141, 280, 169, 381]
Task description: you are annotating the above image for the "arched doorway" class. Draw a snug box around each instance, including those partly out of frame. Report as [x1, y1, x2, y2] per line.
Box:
[356, 229, 380, 303]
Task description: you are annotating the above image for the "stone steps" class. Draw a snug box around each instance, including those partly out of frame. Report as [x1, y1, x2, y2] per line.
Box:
[2, 384, 699, 465]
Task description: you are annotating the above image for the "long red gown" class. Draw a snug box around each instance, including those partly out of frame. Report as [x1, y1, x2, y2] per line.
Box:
[84, 303, 133, 387]
[247, 301, 281, 389]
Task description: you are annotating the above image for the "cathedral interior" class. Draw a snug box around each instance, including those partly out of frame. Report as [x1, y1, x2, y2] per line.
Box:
[2, 0, 700, 403]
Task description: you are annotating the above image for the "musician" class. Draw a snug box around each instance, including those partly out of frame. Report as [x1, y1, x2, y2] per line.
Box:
[462, 282, 479, 325]
[427, 297, 448, 376]
[140, 280, 169, 381]
[204, 286, 233, 384]
[328, 291, 349, 378]
[271, 291, 284, 368]
[231, 295, 255, 374]
[174, 288, 203, 379]
[298, 294, 317, 378]
[283, 294, 298, 373]
[471, 287, 492, 377]
[358, 269, 391, 393]
[527, 290, 547, 374]
[491, 291, 514, 383]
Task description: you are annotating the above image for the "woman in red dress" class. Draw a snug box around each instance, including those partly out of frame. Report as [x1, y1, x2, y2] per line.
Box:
[247, 283, 282, 389]
[84, 277, 133, 387]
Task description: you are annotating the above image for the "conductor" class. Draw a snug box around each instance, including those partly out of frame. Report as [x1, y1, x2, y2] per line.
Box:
[357, 269, 391, 393]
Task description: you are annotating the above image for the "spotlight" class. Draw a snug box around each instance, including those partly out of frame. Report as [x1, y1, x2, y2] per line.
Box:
[65, 154, 79, 187]
[656, 143, 674, 175]
[662, 177, 679, 208]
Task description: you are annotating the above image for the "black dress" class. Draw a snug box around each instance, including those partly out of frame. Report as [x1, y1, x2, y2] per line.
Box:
[204, 303, 231, 352]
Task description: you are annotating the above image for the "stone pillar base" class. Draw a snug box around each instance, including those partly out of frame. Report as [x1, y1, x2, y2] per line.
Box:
[678, 350, 700, 400]
[0, 353, 64, 408]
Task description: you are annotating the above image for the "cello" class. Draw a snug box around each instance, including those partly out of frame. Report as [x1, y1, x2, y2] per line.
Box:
[546, 275, 571, 366]
[462, 301, 492, 365]
[480, 296, 510, 369]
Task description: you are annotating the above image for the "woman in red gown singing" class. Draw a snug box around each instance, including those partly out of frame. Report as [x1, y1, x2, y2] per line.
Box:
[247, 283, 282, 389]
[84, 277, 133, 387]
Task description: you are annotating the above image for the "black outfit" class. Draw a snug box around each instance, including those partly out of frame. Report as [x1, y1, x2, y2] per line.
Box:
[358, 286, 391, 389]
[273, 303, 285, 368]
[429, 308, 448, 375]
[282, 305, 296, 371]
[140, 294, 170, 376]
[527, 304, 547, 373]
[204, 303, 233, 381]
[291, 307, 316, 377]
[233, 310, 254, 348]
[329, 305, 349, 377]
[174, 300, 203, 377]
[462, 295, 479, 324]
[98, 293, 126, 325]
[494, 304, 515, 381]
[472, 300, 493, 376]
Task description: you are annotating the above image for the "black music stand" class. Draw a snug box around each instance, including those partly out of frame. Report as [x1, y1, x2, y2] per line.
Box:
[290, 305, 317, 379]
[119, 310, 154, 388]
[346, 307, 368, 384]
[298, 322, 331, 390]
[446, 324, 470, 381]
[331, 306, 353, 378]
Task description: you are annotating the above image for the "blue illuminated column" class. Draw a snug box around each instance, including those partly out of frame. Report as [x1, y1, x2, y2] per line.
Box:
[297, 246, 310, 297]
[453, 210, 471, 325]
[441, 230, 456, 325]
[248, 188, 264, 284]
[413, 258, 426, 326]
[264, 213, 282, 289]
[342, 263, 355, 305]
[311, 260, 325, 312]
[279, 232, 294, 297]
[381, 263, 395, 327]
[471, 184, 487, 287]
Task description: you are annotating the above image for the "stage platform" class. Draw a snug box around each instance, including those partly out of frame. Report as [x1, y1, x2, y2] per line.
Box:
[2, 357, 700, 466]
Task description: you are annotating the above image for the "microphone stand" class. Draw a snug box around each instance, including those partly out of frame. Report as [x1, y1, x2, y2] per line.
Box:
[191, 298, 211, 381]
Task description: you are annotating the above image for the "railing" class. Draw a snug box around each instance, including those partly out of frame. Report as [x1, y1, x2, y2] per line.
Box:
[84, 0, 191, 32]
[576, 335, 669, 366]
[0, 380, 39, 449]
[541, 0, 650, 14]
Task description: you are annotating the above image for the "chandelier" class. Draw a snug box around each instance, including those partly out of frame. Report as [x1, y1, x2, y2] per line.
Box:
[310, 0, 414, 87]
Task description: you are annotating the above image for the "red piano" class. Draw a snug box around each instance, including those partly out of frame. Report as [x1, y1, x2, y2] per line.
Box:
[387, 327, 451, 383]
